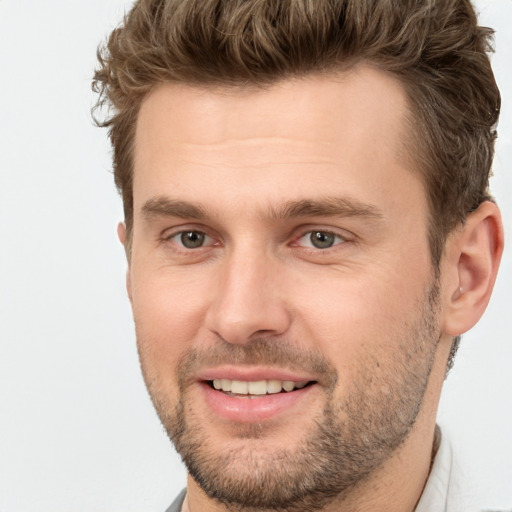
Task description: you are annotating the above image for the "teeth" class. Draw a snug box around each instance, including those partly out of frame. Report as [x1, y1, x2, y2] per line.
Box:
[248, 381, 267, 395]
[221, 379, 231, 392]
[211, 378, 309, 395]
[282, 381, 295, 392]
[231, 380, 248, 394]
[267, 379, 282, 394]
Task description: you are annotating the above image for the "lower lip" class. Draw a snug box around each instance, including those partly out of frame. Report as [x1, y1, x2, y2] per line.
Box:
[199, 382, 316, 423]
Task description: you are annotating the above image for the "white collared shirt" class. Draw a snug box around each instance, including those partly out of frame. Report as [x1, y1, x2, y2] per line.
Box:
[415, 429, 476, 512]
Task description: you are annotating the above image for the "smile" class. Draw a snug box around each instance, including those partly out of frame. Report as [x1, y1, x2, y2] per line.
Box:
[199, 375, 319, 423]
[210, 379, 310, 396]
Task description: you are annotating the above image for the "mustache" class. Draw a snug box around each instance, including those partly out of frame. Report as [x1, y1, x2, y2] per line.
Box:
[176, 337, 338, 390]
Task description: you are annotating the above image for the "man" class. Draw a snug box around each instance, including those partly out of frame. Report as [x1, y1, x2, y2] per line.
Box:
[93, 1, 504, 510]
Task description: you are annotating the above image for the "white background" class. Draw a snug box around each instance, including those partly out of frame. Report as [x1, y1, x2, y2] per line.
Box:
[0, 1, 510, 511]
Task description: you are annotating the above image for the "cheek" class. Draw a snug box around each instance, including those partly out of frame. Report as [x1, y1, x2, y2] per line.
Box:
[292, 264, 430, 366]
[130, 268, 210, 375]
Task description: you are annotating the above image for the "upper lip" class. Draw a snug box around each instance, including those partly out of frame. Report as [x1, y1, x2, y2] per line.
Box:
[197, 365, 318, 383]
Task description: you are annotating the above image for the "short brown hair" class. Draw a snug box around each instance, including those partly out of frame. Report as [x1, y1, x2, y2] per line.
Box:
[93, 0, 500, 266]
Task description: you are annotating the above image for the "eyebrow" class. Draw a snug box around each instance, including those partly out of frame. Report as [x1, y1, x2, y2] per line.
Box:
[268, 197, 384, 221]
[142, 197, 207, 220]
[141, 195, 383, 222]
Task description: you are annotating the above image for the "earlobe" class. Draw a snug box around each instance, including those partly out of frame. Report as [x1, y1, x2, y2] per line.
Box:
[117, 222, 133, 303]
[117, 222, 126, 245]
[443, 201, 504, 336]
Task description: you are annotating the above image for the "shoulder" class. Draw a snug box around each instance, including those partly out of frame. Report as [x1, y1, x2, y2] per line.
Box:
[165, 488, 186, 512]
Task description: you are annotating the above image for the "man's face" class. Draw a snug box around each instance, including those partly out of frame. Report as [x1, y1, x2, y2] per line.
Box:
[127, 67, 444, 510]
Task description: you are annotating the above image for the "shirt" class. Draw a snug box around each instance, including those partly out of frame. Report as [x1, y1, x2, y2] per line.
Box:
[415, 429, 473, 512]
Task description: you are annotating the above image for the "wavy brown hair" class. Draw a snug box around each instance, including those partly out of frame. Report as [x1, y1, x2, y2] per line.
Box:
[93, 0, 501, 371]
[93, 0, 500, 268]
[96, 0, 500, 297]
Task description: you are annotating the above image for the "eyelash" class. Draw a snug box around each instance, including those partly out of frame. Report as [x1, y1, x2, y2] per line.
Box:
[292, 229, 348, 250]
[161, 229, 217, 250]
[159, 226, 353, 254]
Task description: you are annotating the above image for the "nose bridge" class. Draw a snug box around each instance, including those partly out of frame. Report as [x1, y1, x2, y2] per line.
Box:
[206, 241, 290, 344]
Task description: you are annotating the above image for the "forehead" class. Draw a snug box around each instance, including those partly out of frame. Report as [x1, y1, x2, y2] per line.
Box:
[132, 66, 423, 218]
[135, 65, 410, 153]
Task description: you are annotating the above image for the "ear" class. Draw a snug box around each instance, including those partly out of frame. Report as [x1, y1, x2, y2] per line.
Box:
[117, 222, 133, 303]
[442, 201, 504, 336]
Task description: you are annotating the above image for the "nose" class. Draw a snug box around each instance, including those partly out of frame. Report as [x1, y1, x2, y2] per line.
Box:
[205, 247, 292, 345]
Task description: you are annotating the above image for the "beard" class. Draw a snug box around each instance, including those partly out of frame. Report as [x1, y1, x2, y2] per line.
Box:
[138, 281, 441, 512]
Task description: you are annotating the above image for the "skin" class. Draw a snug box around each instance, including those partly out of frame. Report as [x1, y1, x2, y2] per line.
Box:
[119, 65, 503, 511]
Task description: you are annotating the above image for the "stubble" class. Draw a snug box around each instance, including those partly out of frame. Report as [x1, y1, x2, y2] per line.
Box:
[139, 282, 441, 511]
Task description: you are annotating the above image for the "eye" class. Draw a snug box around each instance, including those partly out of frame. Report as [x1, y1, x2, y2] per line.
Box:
[170, 230, 212, 249]
[297, 230, 346, 249]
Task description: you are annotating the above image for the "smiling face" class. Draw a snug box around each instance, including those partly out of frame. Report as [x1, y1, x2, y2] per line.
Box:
[127, 66, 448, 510]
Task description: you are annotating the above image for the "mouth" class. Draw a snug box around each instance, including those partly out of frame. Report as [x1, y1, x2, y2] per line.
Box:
[207, 378, 315, 397]
[198, 374, 319, 423]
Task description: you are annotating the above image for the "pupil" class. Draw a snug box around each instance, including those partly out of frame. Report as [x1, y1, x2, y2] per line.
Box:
[181, 231, 205, 248]
[311, 231, 334, 249]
